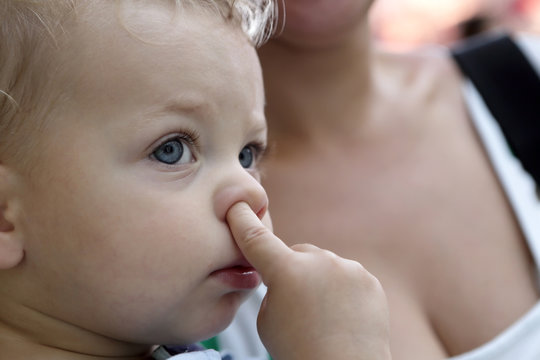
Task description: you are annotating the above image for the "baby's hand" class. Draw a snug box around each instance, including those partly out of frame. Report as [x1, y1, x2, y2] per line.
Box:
[227, 202, 392, 360]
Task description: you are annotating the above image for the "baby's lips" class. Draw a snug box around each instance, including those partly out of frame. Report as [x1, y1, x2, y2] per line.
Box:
[210, 263, 261, 290]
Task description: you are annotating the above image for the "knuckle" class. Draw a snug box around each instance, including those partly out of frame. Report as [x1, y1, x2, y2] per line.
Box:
[325, 253, 356, 270]
[368, 273, 385, 293]
[291, 243, 320, 252]
[355, 266, 385, 294]
[322, 249, 340, 259]
[241, 223, 270, 245]
[338, 259, 382, 287]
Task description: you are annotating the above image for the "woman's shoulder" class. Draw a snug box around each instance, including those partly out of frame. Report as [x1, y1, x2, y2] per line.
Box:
[375, 31, 540, 77]
[372, 41, 466, 129]
[373, 42, 462, 103]
[515, 32, 540, 69]
[375, 41, 457, 73]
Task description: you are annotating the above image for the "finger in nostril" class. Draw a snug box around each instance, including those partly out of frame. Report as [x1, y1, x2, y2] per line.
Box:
[255, 204, 267, 220]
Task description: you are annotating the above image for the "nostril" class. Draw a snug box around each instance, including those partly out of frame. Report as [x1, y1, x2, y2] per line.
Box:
[214, 173, 269, 222]
[255, 204, 267, 220]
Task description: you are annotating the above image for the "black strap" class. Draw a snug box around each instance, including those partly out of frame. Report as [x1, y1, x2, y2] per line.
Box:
[452, 33, 540, 185]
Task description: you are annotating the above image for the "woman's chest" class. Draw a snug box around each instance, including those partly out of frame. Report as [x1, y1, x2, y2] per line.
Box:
[263, 136, 539, 359]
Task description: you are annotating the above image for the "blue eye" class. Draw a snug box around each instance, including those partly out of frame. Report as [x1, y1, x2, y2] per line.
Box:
[153, 138, 193, 165]
[239, 145, 254, 169]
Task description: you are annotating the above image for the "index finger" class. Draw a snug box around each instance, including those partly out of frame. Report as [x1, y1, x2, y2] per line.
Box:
[227, 202, 293, 277]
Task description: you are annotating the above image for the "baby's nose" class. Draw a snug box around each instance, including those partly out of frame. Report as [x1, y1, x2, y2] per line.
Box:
[213, 169, 268, 222]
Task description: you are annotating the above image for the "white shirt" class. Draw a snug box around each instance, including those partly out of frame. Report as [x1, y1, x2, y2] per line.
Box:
[447, 33, 540, 360]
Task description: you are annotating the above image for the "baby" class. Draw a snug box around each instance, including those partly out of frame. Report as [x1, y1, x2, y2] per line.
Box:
[0, 1, 390, 359]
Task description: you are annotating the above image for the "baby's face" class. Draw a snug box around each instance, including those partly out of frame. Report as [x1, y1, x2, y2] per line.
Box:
[9, 2, 268, 352]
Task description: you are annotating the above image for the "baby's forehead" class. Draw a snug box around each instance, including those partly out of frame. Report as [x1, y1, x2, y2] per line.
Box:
[52, 3, 264, 123]
[74, 0, 274, 46]
[65, 7, 254, 91]
[73, 2, 219, 42]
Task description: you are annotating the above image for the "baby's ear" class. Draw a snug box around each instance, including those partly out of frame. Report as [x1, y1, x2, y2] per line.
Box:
[0, 166, 24, 269]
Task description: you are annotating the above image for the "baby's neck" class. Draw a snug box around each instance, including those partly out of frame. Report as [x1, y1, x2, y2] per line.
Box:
[0, 338, 154, 360]
[0, 301, 153, 360]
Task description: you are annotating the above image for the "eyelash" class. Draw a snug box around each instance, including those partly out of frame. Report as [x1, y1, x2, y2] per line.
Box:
[151, 129, 200, 157]
[149, 129, 267, 166]
[246, 141, 267, 165]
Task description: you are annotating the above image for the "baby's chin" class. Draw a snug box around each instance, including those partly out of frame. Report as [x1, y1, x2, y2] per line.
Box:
[183, 289, 256, 345]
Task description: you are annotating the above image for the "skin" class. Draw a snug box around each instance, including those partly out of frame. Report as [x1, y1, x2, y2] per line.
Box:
[228, 202, 391, 360]
[258, 0, 540, 359]
[0, 2, 391, 359]
[0, 3, 269, 358]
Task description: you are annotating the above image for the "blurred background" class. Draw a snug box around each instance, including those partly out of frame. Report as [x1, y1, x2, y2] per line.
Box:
[369, 0, 540, 50]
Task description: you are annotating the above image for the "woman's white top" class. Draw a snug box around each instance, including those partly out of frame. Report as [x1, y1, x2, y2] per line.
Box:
[447, 33, 540, 360]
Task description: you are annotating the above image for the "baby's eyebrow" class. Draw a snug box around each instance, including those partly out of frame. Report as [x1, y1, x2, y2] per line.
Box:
[160, 96, 216, 120]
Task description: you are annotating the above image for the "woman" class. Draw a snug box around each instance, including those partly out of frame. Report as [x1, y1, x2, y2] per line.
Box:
[255, 0, 540, 359]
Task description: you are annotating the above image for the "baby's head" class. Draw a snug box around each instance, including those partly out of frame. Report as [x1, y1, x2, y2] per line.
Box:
[0, 0, 274, 357]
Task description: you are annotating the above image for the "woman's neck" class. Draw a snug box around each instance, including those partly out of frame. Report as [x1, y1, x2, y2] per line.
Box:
[258, 22, 375, 144]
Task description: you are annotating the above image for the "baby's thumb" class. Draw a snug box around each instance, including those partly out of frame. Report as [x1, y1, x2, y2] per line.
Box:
[227, 202, 292, 279]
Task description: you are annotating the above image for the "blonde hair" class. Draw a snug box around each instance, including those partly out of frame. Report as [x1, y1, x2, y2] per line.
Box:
[163, 0, 276, 46]
[0, 0, 276, 162]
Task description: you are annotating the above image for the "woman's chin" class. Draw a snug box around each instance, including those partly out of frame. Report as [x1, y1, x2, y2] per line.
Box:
[275, 0, 373, 49]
